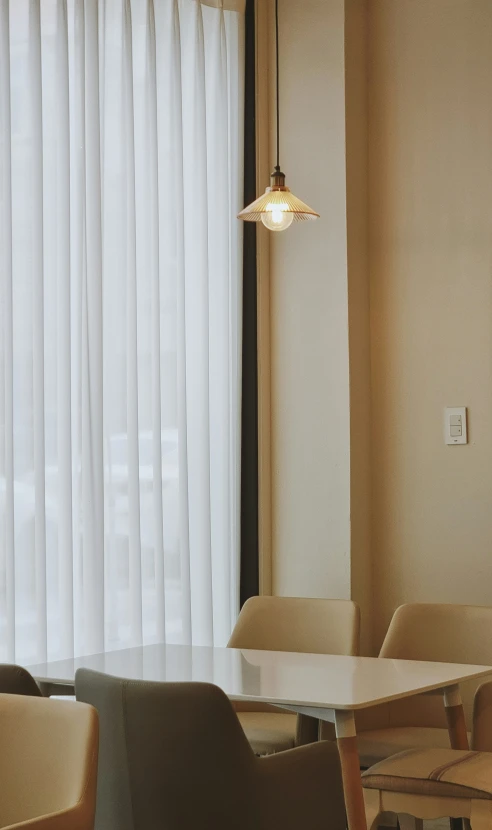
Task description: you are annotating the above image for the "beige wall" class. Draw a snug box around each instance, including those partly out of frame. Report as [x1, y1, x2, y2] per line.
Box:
[270, 0, 351, 601]
[345, 0, 372, 649]
[370, 0, 492, 646]
[268, 0, 373, 646]
[266, 0, 492, 652]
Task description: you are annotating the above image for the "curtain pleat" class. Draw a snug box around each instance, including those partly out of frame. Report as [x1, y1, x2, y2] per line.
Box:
[182, 0, 214, 646]
[226, 4, 244, 619]
[168, 0, 192, 646]
[0, 0, 15, 660]
[72, 0, 85, 658]
[55, 0, 74, 658]
[206, 8, 232, 645]
[29, 0, 48, 663]
[199, 0, 246, 12]
[146, 0, 166, 643]
[123, 0, 143, 647]
[0, 0, 244, 663]
[81, 0, 105, 655]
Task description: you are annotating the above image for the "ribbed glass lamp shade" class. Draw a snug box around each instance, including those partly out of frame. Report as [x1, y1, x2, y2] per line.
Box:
[238, 171, 319, 232]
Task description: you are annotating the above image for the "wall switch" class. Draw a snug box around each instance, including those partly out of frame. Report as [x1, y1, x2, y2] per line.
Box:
[444, 407, 467, 445]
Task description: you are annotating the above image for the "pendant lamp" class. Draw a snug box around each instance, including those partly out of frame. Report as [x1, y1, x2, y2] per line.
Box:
[238, 0, 319, 231]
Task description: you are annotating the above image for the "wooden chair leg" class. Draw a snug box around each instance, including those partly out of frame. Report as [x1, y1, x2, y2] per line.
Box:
[364, 788, 382, 830]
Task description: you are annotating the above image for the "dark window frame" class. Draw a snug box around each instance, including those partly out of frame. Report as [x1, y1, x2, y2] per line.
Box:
[239, 0, 259, 607]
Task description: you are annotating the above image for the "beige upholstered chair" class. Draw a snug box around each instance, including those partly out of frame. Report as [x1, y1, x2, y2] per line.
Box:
[363, 746, 492, 830]
[228, 595, 361, 754]
[351, 603, 492, 769]
[0, 693, 98, 830]
[362, 682, 492, 830]
[75, 668, 347, 830]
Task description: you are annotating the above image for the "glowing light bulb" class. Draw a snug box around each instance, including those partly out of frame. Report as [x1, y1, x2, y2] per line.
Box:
[261, 202, 294, 232]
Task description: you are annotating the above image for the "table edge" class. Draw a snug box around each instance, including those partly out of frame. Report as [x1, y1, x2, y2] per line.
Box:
[30, 666, 492, 710]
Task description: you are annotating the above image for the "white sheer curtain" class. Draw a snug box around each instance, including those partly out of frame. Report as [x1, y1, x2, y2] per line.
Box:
[0, 0, 244, 664]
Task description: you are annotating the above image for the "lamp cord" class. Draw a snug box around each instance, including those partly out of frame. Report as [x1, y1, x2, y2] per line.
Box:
[275, 0, 280, 170]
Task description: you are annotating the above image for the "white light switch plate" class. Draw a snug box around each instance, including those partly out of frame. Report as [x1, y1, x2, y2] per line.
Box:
[444, 406, 467, 445]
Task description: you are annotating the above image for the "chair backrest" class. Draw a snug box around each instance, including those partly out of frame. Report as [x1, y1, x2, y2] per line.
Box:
[376, 603, 492, 729]
[0, 693, 98, 830]
[75, 669, 261, 830]
[0, 664, 42, 696]
[380, 603, 492, 664]
[227, 596, 360, 656]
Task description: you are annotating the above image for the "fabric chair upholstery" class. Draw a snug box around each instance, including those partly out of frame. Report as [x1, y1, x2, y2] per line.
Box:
[363, 747, 492, 800]
[75, 667, 347, 830]
[356, 726, 468, 770]
[0, 663, 42, 696]
[228, 595, 360, 754]
[338, 603, 492, 767]
[228, 595, 360, 655]
[362, 746, 492, 830]
[0, 693, 98, 830]
[360, 682, 492, 830]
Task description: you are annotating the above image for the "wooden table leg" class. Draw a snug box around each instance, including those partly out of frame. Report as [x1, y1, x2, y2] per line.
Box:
[335, 709, 368, 830]
[443, 684, 469, 750]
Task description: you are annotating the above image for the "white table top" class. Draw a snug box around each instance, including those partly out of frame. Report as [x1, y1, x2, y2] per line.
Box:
[25, 643, 492, 711]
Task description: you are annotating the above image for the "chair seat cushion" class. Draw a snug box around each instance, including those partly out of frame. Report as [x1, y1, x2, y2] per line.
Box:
[236, 712, 296, 755]
[362, 748, 492, 800]
[357, 726, 471, 769]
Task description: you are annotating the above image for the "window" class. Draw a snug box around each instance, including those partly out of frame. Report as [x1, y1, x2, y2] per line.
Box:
[0, 0, 244, 663]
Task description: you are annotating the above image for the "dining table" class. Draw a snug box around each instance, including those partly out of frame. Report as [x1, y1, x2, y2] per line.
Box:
[26, 643, 492, 830]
